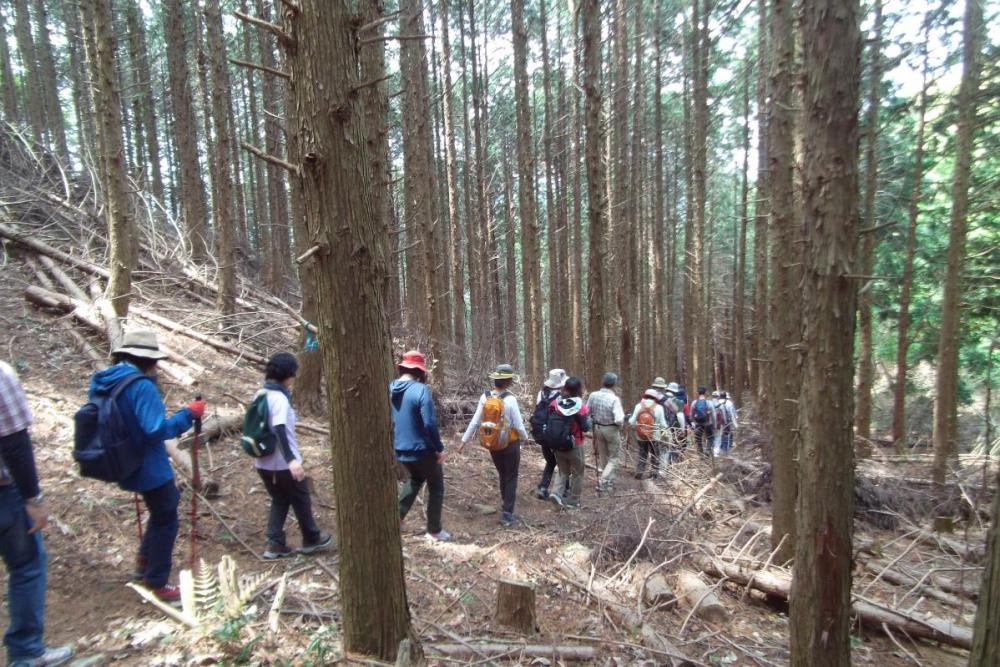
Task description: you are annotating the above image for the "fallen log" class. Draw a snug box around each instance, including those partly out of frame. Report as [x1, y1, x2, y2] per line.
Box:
[24, 260, 103, 365]
[176, 414, 242, 450]
[426, 642, 596, 661]
[38, 254, 90, 301]
[132, 308, 267, 367]
[554, 546, 697, 666]
[692, 554, 973, 650]
[675, 570, 729, 623]
[912, 527, 984, 563]
[859, 557, 968, 609]
[0, 222, 110, 279]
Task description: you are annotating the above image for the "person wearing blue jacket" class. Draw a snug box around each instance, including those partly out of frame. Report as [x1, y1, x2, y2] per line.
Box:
[390, 350, 449, 541]
[87, 331, 205, 603]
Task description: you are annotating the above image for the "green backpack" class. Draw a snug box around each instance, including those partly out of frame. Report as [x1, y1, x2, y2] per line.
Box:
[240, 393, 277, 458]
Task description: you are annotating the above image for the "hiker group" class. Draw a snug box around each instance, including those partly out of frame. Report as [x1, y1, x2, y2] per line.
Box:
[390, 350, 739, 539]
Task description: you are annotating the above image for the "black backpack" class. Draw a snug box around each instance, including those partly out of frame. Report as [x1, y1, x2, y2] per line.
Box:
[530, 388, 559, 440]
[538, 407, 576, 452]
[73, 375, 150, 482]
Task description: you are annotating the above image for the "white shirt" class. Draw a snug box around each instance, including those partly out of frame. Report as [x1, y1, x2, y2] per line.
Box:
[462, 391, 529, 444]
[629, 399, 667, 429]
[254, 389, 302, 471]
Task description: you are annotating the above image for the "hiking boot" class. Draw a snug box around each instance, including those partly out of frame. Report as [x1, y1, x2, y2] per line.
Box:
[500, 512, 517, 527]
[535, 485, 549, 500]
[426, 530, 452, 542]
[548, 493, 564, 508]
[144, 582, 181, 604]
[634, 471, 646, 480]
[299, 533, 333, 555]
[263, 542, 295, 560]
[8, 645, 75, 667]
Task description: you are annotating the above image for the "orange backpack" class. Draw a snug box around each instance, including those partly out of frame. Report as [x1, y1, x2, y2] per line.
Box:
[478, 391, 512, 451]
[636, 402, 656, 442]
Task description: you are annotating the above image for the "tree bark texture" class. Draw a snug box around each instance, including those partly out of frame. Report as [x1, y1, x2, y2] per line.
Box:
[892, 36, 930, 449]
[11, 0, 45, 145]
[0, 13, 18, 123]
[163, 0, 210, 261]
[766, 0, 800, 566]
[81, 0, 133, 318]
[750, 0, 770, 404]
[932, 0, 983, 488]
[125, 0, 165, 204]
[512, 0, 543, 380]
[400, 0, 445, 381]
[30, 0, 68, 160]
[789, 0, 862, 662]
[582, 0, 608, 392]
[853, 0, 883, 441]
[969, 465, 1000, 663]
[281, 1, 413, 659]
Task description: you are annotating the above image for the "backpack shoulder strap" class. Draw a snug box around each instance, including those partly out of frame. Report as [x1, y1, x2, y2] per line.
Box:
[110, 373, 151, 401]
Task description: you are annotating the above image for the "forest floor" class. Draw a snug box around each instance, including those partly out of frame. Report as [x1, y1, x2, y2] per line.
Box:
[0, 251, 991, 667]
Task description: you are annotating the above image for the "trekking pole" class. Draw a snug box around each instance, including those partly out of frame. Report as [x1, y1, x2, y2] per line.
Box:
[189, 395, 202, 571]
[133, 494, 143, 541]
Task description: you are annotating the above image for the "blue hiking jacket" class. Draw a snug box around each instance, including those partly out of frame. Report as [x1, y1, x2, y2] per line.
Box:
[389, 379, 443, 462]
[88, 363, 193, 492]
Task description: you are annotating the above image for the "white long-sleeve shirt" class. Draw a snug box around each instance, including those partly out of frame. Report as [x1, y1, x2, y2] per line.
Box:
[461, 391, 529, 444]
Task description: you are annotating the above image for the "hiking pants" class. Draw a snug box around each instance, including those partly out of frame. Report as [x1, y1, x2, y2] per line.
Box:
[399, 453, 444, 534]
[0, 481, 46, 664]
[720, 426, 734, 453]
[490, 442, 520, 514]
[594, 424, 622, 485]
[662, 428, 683, 465]
[553, 446, 585, 505]
[257, 469, 322, 547]
[636, 439, 661, 477]
[138, 480, 180, 588]
[538, 442, 558, 492]
[693, 426, 714, 456]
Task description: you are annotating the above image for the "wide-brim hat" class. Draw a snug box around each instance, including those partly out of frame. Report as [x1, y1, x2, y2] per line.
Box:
[544, 368, 567, 388]
[113, 330, 169, 360]
[666, 382, 680, 394]
[398, 350, 428, 373]
[651, 377, 668, 389]
[643, 389, 664, 402]
[490, 363, 515, 380]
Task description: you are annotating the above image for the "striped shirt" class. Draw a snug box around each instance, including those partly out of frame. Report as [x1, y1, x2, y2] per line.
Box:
[0, 362, 32, 438]
[586, 388, 625, 426]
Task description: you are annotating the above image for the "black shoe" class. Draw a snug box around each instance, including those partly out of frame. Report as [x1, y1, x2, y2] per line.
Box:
[634, 472, 645, 480]
[299, 533, 332, 555]
[263, 542, 295, 560]
[500, 512, 517, 527]
[535, 485, 549, 500]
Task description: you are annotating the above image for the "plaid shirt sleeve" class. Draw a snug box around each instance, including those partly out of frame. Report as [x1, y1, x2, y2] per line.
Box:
[0, 362, 33, 438]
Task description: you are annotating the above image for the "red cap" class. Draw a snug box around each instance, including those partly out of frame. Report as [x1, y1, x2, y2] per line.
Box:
[398, 350, 428, 373]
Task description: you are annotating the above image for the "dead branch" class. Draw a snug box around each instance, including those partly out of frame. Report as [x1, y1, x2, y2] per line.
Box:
[229, 58, 290, 80]
[241, 141, 300, 175]
[232, 10, 296, 49]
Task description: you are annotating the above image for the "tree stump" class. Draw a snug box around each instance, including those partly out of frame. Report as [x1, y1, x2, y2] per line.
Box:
[495, 580, 538, 634]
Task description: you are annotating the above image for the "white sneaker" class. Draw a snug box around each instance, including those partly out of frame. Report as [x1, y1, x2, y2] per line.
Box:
[426, 530, 451, 542]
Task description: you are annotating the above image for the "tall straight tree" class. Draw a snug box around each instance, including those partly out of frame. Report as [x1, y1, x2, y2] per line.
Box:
[125, 0, 165, 204]
[733, 62, 751, 398]
[970, 461, 1000, 661]
[750, 0, 770, 401]
[81, 0, 132, 317]
[789, 0, 861, 661]
[0, 10, 18, 123]
[11, 0, 45, 145]
[238, 0, 269, 258]
[691, 0, 712, 386]
[278, 1, 414, 659]
[766, 0, 800, 564]
[540, 0, 561, 367]
[204, 0, 236, 315]
[652, 4, 667, 376]
[512, 0, 543, 379]
[892, 31, 930, 449]
[931, 0, 984, 489]
[31, 0, 68, 160]
[854, 0, 884, 440]
[582, 0, 607, 392]
[610, 0, 633, 397]
[438, 0, 468, 360]
[400, 0, 445, 379]
[163, 0, 210, 260]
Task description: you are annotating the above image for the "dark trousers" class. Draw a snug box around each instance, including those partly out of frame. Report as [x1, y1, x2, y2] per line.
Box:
[490, 442, 520, 514]
[138, 480, 180, 588]
[0, 483, 46, 662]
[538, 443, 557, 491]
[257, 469, 321, 547]
[694, 426, 714, 456]
[399, 454, 444, 534]
[636, 440, 661, 477]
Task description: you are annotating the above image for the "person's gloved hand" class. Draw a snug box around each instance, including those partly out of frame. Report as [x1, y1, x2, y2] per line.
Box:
[187, 399, 207, 419]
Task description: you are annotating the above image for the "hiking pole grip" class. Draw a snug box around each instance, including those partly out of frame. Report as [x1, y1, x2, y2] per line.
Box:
[193, 394, 203, 433]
